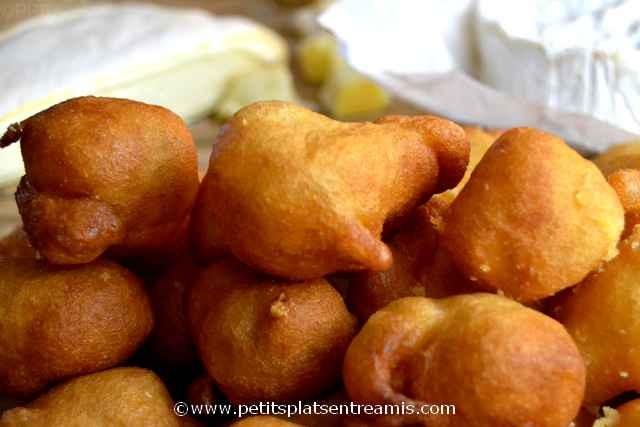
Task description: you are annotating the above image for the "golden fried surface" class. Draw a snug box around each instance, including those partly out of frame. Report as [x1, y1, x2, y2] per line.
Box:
[186, 258, 357, 403]
[230, 417, 302, 427]
[594, 141, 640, 176]
[343, 294, 585, 427]
[0, 258, 153, 398]
[191, 101, 468, 279]
[443, 128, 624, 301]
[0, 227, 35, 261]
[433, 126, 499, 203]
[0, 368, 179, 427]
[617, 399, 640, 427]
[557, 227, 640, 406]
[0, 96, 199, 265]
[607, 168, 640, 238]
[348, 198, 474, 321]
[146, 257, 199, 371]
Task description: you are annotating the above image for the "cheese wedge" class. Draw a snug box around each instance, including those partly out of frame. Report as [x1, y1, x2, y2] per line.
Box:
[0, 4, 291, 185]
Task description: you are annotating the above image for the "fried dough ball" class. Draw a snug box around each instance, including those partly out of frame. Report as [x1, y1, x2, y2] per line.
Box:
[557, 227, 640, 406]
[443, 128, 624, 301]
[348, 198, 474, 321]
[0, 227, 35, 260]
[607, 169, 640, 238]
[0, 258, 153, 398]
[343, 294, 585, 427]
[593, 141, 640, 176]
[186, 258, 358, 403]
[0, 368, 179, 427]
[191, 101, 468, 279]
[230, 417, 302, 427]
[0, 96, 199, 265]
[146, 257, 199, 372]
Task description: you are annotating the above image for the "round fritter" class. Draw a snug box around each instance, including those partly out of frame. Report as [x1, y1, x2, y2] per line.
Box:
[607, 168, 640, 238]
[0, 258, 153, 398]
[0, 368, 179, 427]
[557, 227, 640, 406]
[443, 127, 624, 301]
[593, 141, 640, 176]
[146, 257, 199, 372]
[343, 294, 585, 427]
[187, 258, 357, 403]
[191, 101, 468, 279]
[0, 96, 199, 265]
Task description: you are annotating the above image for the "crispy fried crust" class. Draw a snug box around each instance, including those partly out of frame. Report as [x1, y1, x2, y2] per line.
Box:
[191, 101, 468, 279]
[2, 96, 199, 264]
[593, 141, 640, 176]
[617, 399, 640, 427]
[374, 115, 469, 194]
[146, 257, 199, 371]
[348, 198, 474, 321]
[186, 258, 357, 403]
[0, 259, 153, 398]
[343, 294, 585, 427]
[0, 227, 36, 261]
[557, 227, 640, 406]
[0, 368, 179, 427]
[607, 169, 640, 238]
[443, 128, 624, 301]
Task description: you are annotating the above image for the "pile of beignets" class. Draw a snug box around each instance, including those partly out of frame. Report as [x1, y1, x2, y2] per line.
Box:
[0, 96, 638, 427]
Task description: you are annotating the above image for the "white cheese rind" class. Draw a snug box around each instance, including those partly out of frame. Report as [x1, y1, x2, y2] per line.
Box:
[476, 0, 640, 136]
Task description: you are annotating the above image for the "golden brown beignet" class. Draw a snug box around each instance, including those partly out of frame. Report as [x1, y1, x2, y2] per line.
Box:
[0, 96, 199, 265]
[607, 168, 640, 238]
[0, 368, 179, 427]
[186, 258, 357, 403]
[557, 227, 640, 406]
[343, 294, 585, 427]
[348, 198, 474, 321]
[443, 128, 624, 301]
[146, 257, 199, 371]
[0, 258, 153, 398]
[191, 101, 468, 279]
[594, 141, 640, 176]
[0, 227, 35, 261]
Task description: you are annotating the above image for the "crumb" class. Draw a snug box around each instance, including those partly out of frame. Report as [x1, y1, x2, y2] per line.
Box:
[270, 293, 289, 318]
[593, 406, 620, 427]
